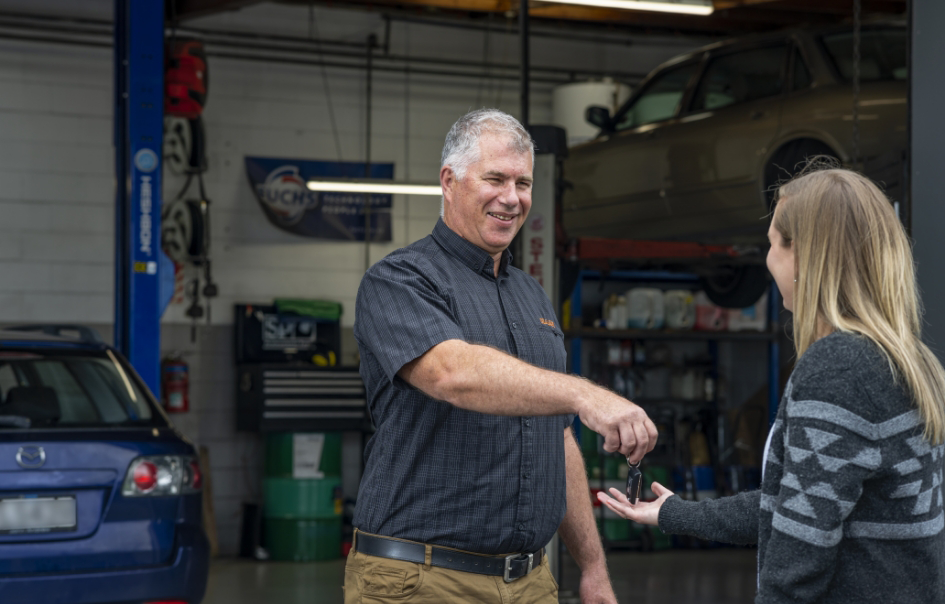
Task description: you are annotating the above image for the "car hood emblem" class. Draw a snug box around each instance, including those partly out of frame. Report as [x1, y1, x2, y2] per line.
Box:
[16, 446, 46, 469]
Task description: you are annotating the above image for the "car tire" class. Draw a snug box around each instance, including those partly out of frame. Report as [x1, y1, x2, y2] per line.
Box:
[764, 139, 840, 210]
[700, 264, 769, 309]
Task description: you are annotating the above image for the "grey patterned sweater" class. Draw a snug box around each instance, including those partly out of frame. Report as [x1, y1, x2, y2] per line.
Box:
[658, 332, 945, 603]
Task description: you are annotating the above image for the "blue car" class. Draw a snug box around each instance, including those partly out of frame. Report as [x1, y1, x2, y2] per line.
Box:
[0, 325, 209, 604]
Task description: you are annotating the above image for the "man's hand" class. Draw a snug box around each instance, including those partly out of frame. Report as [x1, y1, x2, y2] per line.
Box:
[576, 387, 658, 462]
[578, 564, 618, 604]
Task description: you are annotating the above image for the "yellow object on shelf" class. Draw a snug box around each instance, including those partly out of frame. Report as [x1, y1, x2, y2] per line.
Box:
[312, 351, 337, 366]
[689, 430, 711, 466]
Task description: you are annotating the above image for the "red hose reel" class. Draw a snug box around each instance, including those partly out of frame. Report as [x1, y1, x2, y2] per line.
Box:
[165, 36, 207, 119]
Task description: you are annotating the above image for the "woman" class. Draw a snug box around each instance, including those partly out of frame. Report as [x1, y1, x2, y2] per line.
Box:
[599, 168, 945, 602]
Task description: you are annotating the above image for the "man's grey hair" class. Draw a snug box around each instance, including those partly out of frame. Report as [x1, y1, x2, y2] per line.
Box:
[441, 109, 535, 182]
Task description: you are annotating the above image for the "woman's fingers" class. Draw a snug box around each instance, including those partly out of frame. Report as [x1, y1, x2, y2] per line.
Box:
[607, 487, 630, 504]
[651, 481, 674, 497]
[597, 488, 662, 526]
[599, 489, 631, 518]
[598, 490, 636, 521]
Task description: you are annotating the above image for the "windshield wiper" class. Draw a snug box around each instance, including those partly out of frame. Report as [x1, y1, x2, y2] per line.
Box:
[0, 415, 31, 428]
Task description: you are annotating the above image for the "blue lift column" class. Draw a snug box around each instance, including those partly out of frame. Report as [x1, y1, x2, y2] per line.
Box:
[114, 0, 164, 395]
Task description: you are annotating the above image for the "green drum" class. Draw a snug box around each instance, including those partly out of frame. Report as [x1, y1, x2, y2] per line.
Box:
[264, 517, 342, 562]
[263, 477, 342, 519]
[264, 432, 342, 478]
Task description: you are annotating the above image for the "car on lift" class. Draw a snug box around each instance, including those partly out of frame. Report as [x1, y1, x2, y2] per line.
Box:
[563, 22, 906, 307]
[0, 325, 209, 604]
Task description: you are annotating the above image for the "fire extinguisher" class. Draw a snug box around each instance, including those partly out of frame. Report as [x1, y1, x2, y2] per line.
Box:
[161, 357, 189, 413]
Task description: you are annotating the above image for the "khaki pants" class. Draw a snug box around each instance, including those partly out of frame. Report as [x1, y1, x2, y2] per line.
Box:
[343, 531, 558, 604]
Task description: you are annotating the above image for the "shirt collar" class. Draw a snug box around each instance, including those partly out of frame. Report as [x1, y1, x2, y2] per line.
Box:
[431, 219, 512, 277]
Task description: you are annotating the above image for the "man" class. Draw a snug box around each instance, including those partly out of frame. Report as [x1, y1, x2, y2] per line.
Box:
[347, 109, 657, 603]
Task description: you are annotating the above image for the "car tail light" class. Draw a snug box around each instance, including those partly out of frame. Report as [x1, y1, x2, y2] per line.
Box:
[122, 456, 202, 497]
[183, 458, 202, 493]
[133, 460, 158, 493]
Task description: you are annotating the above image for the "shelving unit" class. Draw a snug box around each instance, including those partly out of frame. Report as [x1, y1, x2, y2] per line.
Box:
[566, 269, 781, 550]
[566, 327, 777, 342]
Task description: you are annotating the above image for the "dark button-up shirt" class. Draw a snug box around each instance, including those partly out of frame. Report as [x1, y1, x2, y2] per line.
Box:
[353, 219, 572, 555]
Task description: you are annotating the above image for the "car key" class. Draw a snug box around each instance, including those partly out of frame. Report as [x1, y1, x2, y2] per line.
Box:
[626, 459, 642, 504]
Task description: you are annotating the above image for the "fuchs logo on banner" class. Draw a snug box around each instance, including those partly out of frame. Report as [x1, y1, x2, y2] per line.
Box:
[256, 165, 320, 225]
[244, 156, 394, 242]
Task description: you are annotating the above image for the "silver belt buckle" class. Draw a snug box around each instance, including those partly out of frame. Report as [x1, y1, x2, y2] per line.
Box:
[503, 552, 534, 583]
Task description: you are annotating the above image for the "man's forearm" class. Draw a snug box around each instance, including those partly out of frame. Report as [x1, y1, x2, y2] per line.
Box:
[399, 338, 658, 461]
[399, 339, 591, 417]
[558, 428, 610, 577]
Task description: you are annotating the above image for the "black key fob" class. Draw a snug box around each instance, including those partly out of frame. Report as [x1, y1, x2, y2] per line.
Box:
[626, 461, 642, 504]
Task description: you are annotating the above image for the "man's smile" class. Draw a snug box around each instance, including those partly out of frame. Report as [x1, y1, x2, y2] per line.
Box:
[487, 212, 517, 222]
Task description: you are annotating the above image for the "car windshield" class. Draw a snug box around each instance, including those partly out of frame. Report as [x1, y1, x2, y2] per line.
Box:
[0, 349, 157, 429]
[822, 28, 907, 82]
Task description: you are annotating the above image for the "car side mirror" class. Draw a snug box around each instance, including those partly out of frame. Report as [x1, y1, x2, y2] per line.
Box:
[585, 105, 613, 132]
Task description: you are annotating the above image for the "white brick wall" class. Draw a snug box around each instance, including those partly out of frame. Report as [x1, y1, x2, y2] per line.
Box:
[0, 27, 114, 321]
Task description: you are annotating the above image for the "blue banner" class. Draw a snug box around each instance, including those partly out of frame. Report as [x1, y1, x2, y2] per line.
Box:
[245, 156, 393, 241]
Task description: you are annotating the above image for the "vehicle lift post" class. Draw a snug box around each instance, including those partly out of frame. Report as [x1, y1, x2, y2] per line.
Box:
[114, 0, 165, 395]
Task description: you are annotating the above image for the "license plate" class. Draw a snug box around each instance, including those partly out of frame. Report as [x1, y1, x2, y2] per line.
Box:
[0, 496, 77, 534]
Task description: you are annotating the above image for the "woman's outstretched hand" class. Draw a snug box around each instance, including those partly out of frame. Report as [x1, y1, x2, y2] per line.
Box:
[596, 481, 675, 527]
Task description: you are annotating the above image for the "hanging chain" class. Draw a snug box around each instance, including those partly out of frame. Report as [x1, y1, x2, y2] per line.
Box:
[852, 0, 862, 169]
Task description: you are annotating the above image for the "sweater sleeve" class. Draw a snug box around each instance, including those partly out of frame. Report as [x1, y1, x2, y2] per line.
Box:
[658, 490, 760, 545]
[756, 365, 880, 603]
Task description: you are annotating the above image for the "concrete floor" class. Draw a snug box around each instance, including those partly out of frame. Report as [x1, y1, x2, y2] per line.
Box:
[202, 548, 757, 603]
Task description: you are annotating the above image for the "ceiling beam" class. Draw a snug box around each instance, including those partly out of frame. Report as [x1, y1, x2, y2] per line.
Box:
[337, 0, 828, 30]
[169, 0, 265, 22]
[713, 0, 779, 9]
[716, 0, 906, 13]
[529, 3, 820, 28]
[275, 0, 903, 35]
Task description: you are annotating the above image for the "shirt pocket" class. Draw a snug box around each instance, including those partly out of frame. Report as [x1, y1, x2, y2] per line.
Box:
[532, 323, 567, 373]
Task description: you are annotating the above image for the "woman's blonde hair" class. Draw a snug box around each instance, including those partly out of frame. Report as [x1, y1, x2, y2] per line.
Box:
[774, 168, 945, 443]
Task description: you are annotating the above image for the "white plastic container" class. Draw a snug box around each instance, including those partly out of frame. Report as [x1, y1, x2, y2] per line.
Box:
[627, 288, 664, 329]
[607, 295, 628, 330]
[664, 290, 696, 329]
[694, 291, 728, 331]
[552, 79, 632, 147]
[728, 292, 769, 331]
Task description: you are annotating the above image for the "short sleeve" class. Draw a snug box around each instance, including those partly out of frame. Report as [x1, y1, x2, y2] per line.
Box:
[354, 255, 465, 384]
[564, 414, 576, 430]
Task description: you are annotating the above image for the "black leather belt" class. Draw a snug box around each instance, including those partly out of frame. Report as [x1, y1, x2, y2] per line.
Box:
[354, 532, 544, 583]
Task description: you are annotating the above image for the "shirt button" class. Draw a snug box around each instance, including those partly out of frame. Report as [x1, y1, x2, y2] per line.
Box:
[518, 523, 526, 531]
[523, 473, 530, 479]
[524, 419, 531, 427]
[512, 322, 518, 329]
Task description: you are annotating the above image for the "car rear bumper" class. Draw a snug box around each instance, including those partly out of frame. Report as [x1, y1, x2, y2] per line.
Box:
[0, 525, 209, 604]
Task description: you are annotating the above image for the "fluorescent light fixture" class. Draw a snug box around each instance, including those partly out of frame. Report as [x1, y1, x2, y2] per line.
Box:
[306, 180, 442, 196]
[547, 0, 714, 15]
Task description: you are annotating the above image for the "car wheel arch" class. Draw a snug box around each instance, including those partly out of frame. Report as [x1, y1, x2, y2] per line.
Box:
[760, 136, 843, 207]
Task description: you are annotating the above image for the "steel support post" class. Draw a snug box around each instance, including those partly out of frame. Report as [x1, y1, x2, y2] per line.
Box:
[911, 0, 945, 363]
[114, 0, 165, 394]
[520, 0, 529, 128]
